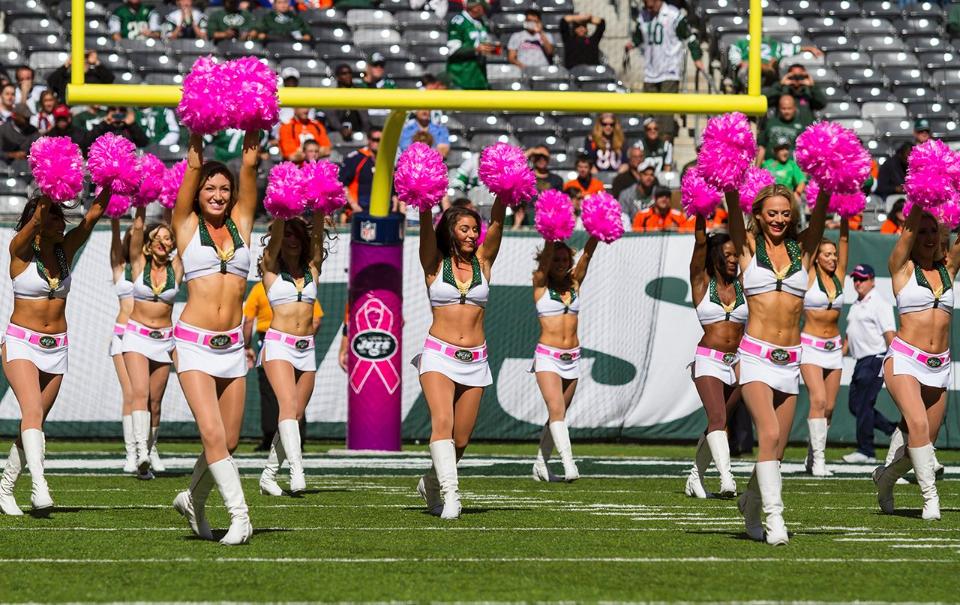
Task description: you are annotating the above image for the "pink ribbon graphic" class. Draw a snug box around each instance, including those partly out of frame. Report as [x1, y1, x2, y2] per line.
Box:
[349, 296, 401, 395]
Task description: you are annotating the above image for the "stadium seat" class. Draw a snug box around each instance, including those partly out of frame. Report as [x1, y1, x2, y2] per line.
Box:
[903, 99, 951, 119]
[540, 0, 575, 14]
[708, 15, 750, 37]
[55, 0, 108, 20]
[303, 7, 348, 27]
[17, 33, 66, 53]
[116, 38, 166, 55]
[266, 41, 316, 60]
[404, 30, 447, 45]
[384, 59, 423, 78]
[310, 25, 352, 43]
[821, 101, 861, 119]
[491, 12, 526, 36]
[0, 34, 23, 54]
[905, 2, 944, 20]
[1, 176, 29, 196]
[569, 64, 618, 83]
[872, 117, 914, 140]
[895, 18, 942, 36]
[500, 0, 537, 12]
[8, 18, 64, 36]
[144, 72, 183, 85]
[577, 81, 622, 92]
[470, 133, 521, 148]
[892, 85, 939, 103]
[316, 41, 364, 62]
[777, 0, 821, 19]
[826, 50, 872, 67]
[871, 50, 920, 67]
[881, 66, 926, 86]
[763, 15, 802, 36]
[217, 39, 269, 59]
[814, 34, 858, 53]
[937, 84, 960, 104]
[801, 16, 846, 36]
[299, 75, 333, 88]
[807, 65, 841, 87]
[281, 57, 330, 76]
[85, 19, 110, 36]
[836, 65, 880, 86]
[908, 36, 952, 52]
[557, 115, 594, 139]
[353, 28, 402, 46]
[848, 85, 895, 103]
[859, 35, 907, 52]
[28, 50, 70, 72]
[130, 53, 180, 74]
[519, 133, 565, 150]
[695, 0, 744, 18]
[931, 68, 960, 88]
[530, 79, 572, 91]
[861, 100, 908, 119]
[822, 0, 862, 18]
[346, 9, 396, 29]
[836, 117, 877, 138]
[395, 10, 445, 31]
[0, 195, 28, 216]
[457, 113, 509, 137]
[845, 18, 897, 36]
[917, 49, 957, 70]
[861, 0, 902, 19]
[928, 118, 960, 140]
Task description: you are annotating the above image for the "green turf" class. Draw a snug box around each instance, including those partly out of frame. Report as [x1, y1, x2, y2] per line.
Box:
[0, 444, 957, 603]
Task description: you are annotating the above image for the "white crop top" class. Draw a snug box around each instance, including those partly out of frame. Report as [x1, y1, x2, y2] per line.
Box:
[742, 240, 808, 298]
[12, 245, 71, 300]
[429, 257, 489, 308]
[132, 260, 179, 305]
[803, 271, 843, 311]
[536, 287, 581, 317]
[182, 220, 251, 282]
[267, 270, 318, 307]
[696, 278, 748, 325]
[115, 265, 134, 300]
[896, 263, 954, 315]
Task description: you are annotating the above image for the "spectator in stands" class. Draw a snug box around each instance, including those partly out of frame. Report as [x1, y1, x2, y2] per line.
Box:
[950, 1, 960, 37]
[74, 105, 107, 133]
[46, 105, 86, 148]
[300, 139, 322, 164]
[279, 107, 332, 161]
[135, 107, 181, 147]
[727, 35, 821, 90]
[164, 0, 208, 39]
[560, 14, 604, 70]
[450, 155, 494, 206]
[584, 113, 628, 173]
[275, 67, 308, 127]
[762, 141, 806, 198]
[47, 52, 116, 103]
[764, 63, 825, 127]
[361, 53, 397, 90]
[447, 0, 495, 90]
[757, 94, 803, 164]
[0, 106, 39, 162]
[914, 118, 932, 145]
[611, 145, 646, 199]
[632, 186, 686, 232]
[30, 91, 57, 134]
[207, 0, 258, 41]
[399, 110, 450, 156]
[15, 66, 46, 115]
[340, 128, 381, 216]
[512, 146, 564, 227]
[625, 0, 703, 139]
[877, 142, 911, 198]
[618, 159, 658, 221]
[410, 0, 448, 18]
[86, 107, 150, 149]
[420, 73, 450, 125]
[563, 155, 605, 198]
[256, 0, 312, 41]
[0, 84, 17, 124]
[326, 65, 370, 141]
[507, 9, 555, 69]
[640, 118, 673, 173]
[109, 0, 162, 41]
[880, 198, 906, 235]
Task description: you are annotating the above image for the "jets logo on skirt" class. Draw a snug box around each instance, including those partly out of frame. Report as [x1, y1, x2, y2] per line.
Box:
[38, 336, 57, 349]
[770, 349, 790, 365]
[454, 349, 474, 362]
[209, 334, 232, 350]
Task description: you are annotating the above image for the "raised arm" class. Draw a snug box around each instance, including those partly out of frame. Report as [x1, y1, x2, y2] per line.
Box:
[836, 216, 850, 277]
[10, 196, 51, 261]
[801, 187, 830, 264]
[63, 185, 111, 263]
[572, 236, 599, 285]
[477, 196, 507, 268]
[725, 191, 750, 269]
[173, 133, 204, 233]
[232, 130, 261, 236]
[419, 209, 440, 275]
[128, 206, 147, 272]
[532, 240, 555, 288]
[689, 214, 708, 294]
[261, 219, 284, 276]
[109, 218, 125, 271]
[309, 213, 327, 274]
[889, 203, 922, 276]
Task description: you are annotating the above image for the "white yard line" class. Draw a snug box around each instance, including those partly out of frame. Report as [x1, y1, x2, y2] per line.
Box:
[0, 556, 957, 564]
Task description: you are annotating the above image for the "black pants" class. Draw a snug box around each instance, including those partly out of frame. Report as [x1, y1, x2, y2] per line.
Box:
[255, 332, 307, 448]
[848, 355, 897, 458]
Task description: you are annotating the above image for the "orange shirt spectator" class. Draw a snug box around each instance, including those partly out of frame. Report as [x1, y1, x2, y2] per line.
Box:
[634, 189, 687, 232]
[880, 219, 902, 235]
[564, 156, 605, 197]
[690, 206, 729, 232]
[278, 107, 331, 160]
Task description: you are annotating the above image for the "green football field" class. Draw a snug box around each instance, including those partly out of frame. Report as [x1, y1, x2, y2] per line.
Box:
[0, 441, 958, 604]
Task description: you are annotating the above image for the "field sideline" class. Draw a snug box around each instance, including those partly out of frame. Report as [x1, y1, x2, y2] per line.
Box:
[0, 442, 958, 604]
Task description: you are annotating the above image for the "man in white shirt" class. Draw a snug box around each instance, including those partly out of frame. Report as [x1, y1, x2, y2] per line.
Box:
[843, 264, 898, 463]
[507, 10, 555, 69]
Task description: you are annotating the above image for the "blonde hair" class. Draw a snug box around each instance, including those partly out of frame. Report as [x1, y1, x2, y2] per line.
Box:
[749, 184, 800, 241]
[142, 222, 176, 261]
[591, 113, 624, 154]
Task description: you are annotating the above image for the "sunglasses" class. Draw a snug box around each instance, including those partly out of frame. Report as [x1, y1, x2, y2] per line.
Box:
[851, 276, 871, 282]
[337, 71, 352, 76]
[601, 121, 614, 126]
[369, 136, 381, 142]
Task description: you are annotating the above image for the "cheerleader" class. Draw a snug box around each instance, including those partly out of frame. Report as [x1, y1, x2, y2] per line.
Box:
[109, 218, 136, 473]
[257, 215, 327, 496]
[170, 131, 258, 545]
[122, 206, 182, 479]
[685, 216, 745, 499]
[727, 184, 830, 545]
[872, 206, 958, 520]
[800, 218, 849, 477]
[415, 199, 506, 519]
[530, 236, 599, 483]
[0, 188, 112, 515]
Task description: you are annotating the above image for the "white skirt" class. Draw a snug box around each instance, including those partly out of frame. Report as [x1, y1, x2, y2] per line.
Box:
[122, 320, 175, 364]
[883, 337, 951, 389]
[692, 346, 740, 386]
[800, 333, 843, 370]
[738, 334, 802, 395]
[109, 323, 125, 357]
[173, 321, 246, 379]
[529, 344, 581, 380]
[257, 328, 316, 373]
[413, 335, 492, 387]
[2, 324, 68, 375]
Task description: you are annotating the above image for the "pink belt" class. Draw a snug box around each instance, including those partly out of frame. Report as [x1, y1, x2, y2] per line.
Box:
[424, 336, 487, 363]
[5, 325, 68, 349]
[739, 335, 800, 365]
[113, 323, 125, 336]
[536, 344, 581, 362]
[265, 329, 314, 351]
[801, 334, 842, 352]
[173, 324, 242, 350]
[696, 346, 739, 365]
[127, 322, 174, 340]
[890, 338, 950, 369]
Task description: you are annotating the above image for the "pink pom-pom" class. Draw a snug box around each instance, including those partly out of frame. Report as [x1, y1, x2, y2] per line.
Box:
[478, 220, 488, 245]
[698, 112, 757, 192]
[581, 191, 624, 244]
[740, 166, 775, 208]
[832, 191, 867, 218]
[794, 121, 871, 194]
[134, 153, 165, 207]
[935, 198, 960, 229]
[681, 166, 723, 218]
[227, 57, 280, 131]
[394, 142, 448, 212]
[534, 189, 575, 241]
[87, 133, 140, 194]
[158, 160, 186, 209]
[478, 143, 537, 207]
[301, 160, 347, 214]
[263, 162, 307, 220]
[905, 140, 959, 210]
[28, 137, 84, 203]
[103, 193, 132, 218]
[804, 179, 820, 209]
[177, 57, 229, 134]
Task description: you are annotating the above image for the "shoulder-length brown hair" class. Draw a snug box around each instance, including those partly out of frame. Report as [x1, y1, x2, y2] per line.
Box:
[591, 113, 624, 153]
[436, 206, 482, 264]
[142, 222, 177, 261]
[193, 161, 237, 216]
[750, 184, 800, 241]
